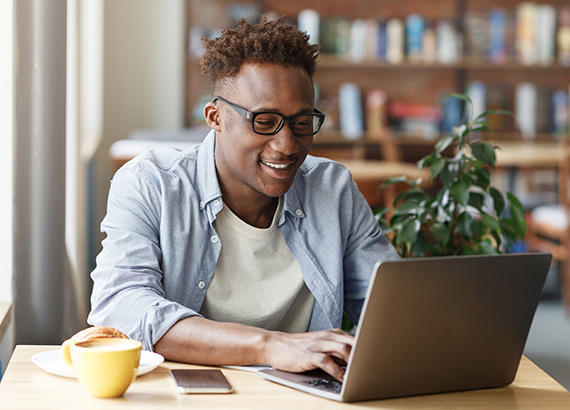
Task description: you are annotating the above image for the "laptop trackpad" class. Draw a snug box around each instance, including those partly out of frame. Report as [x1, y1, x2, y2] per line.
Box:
[259, 368, 343, 394]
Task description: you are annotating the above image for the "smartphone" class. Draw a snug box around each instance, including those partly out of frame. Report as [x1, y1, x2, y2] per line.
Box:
[169, 369, 233, 394]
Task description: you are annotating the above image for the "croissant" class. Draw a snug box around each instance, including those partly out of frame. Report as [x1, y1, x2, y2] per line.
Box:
[69, 326, 128, 344]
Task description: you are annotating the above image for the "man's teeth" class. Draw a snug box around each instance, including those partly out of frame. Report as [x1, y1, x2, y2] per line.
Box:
[261, 160, 292, 169]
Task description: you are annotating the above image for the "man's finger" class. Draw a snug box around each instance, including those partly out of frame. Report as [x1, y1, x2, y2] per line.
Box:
[310, 340, 352, 363]
[313, 353, 345, 382]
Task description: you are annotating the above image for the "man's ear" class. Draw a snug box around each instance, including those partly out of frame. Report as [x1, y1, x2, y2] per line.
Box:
[204, 102, 222, 131]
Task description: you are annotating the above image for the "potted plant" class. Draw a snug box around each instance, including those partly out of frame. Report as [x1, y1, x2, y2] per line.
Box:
[376, 94, 527, 257]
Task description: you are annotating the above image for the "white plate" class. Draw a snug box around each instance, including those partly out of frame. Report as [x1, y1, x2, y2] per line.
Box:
[31, 348, 164, 378]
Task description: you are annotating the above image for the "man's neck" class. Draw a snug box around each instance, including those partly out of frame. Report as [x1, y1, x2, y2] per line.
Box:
[221, 191, 279, 229]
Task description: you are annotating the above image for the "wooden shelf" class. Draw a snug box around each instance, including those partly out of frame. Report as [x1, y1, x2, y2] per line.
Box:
[315, 131, 566, 145]
[317, 54, 570, 71]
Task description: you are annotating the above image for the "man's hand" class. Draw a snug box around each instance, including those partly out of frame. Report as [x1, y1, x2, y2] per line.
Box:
[155, 317, 353, 383]
[262, 329, 353, 382]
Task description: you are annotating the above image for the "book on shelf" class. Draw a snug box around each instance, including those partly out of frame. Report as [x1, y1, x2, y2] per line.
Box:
[388, 101, 441, 140]
[465, 12, 488, 60]
[297, 9, 320, 44]
[376, 20, 387, 61]
[386, 18, 404, 64]
[436, 20, 459, 64]
[364, 19, 380, 62]
[350, 19, 367, 62]
[297, 9, 319, 45]
[559, 5, 570, 66]
[405, 14, 424, 63]
[422, 27, 436, 64]
[536, 87, 552, 135]
[515, 82, 538, 139]
[536, 5, 556, 66]
[488, 9, 507, 64]
[466, 82, 486, 120]
[516, 2, 538, 65]
[552, 90, 569, 136]
[339, 83, 364, 140]
[441, 93, 462, 133]
[365, 89, 387, 138]
[486, 84, 510, 132]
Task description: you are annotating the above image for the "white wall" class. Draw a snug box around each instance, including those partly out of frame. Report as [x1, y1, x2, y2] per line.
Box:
[0, 0, 14, 374]
[88, 0, 185, 271]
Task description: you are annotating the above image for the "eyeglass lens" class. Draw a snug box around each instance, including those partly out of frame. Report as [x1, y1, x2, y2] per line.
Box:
[253, 113, 321, 136]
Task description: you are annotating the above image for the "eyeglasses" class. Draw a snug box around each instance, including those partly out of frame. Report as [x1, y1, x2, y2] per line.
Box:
[212, 96, 325, 137]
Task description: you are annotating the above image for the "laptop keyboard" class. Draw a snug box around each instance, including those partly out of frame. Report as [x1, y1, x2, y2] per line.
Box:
[303, 377, 342, 393]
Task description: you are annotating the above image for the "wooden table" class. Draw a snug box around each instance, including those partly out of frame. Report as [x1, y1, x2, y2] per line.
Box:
[1, 346, 569, 409]
[338, 159, 431, 209]
[494, 141, 562, 169]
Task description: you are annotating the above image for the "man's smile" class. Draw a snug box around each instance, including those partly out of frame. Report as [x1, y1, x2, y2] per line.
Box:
[260, 159, 295, 169]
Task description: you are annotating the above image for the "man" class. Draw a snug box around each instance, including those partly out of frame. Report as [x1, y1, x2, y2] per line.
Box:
[89, 18, 398, 382]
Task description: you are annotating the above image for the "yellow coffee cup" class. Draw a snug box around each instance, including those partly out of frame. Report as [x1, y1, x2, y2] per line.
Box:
[62, 337, 142, 398]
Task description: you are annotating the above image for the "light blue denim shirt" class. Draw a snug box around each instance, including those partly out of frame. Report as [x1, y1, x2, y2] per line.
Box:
[88, 130, 399, 351]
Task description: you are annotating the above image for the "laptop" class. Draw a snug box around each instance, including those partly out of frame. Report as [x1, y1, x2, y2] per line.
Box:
[258, 252, 552, 402]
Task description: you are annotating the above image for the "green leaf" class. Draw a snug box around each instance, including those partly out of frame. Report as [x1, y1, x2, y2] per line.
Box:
[478, 240, 498, 254]
[417, 153, 435, 169]
[436, 188, 450, 207]
[393, 202, 422, 215]
[474, 109, 513, 123]
[412, 231, 428, 257]
[506, 192, 527, 237]
[390, 214, 410, 228]
[435, 134, 455, 154]
[499, 218, 517, 239]
[451, 181, 469, 205]
[430, 222, 450, 246]
[468, 192, 485, 210]
[489, 187, 505, 216]
[439, 162, 459, 188]
[452, 124, 467, 138]
[374, 206, 391, 221]
[456, 211, 473, 238]
[429, 157, 446, 178]
[473, 168, 491, 190]
[481, 212, 500, 232]
[471, 219, 485, 238]
[378, 175, 408, 190]
[471, 142, 496, 166]
[393, 189, 426, 205]
[471, 124, 490, 133]
[397, 218, 421, 245]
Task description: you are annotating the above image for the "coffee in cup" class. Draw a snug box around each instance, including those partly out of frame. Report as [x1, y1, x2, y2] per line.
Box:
[62, 337, 142, 398]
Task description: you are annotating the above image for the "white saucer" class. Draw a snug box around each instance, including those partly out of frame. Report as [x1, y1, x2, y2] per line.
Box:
[31, 348, 164, 378]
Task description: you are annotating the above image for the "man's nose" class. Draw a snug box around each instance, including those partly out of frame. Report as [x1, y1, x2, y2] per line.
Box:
[270, 121, 299, 154]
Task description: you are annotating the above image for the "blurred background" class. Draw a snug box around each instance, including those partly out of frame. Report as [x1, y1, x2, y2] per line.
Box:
[1, 0, 569, 389]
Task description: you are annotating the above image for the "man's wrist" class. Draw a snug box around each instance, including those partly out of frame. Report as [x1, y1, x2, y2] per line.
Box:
[257, 328, 280, 365]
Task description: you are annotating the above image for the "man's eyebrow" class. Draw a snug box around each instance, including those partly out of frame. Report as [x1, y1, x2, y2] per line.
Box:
[253, 106, 314, 114]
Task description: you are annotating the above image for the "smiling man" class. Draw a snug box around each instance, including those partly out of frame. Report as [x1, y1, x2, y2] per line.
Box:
[88, 18, 398, 382]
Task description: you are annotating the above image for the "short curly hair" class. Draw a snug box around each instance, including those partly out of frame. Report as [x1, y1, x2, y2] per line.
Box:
[200, 18, 319, 91]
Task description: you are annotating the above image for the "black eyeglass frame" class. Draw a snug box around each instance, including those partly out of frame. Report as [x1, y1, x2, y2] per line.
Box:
[212, 96, 325, 137]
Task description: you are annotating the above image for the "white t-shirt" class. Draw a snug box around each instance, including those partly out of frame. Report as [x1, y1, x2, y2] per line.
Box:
[199, 197, 315, 332]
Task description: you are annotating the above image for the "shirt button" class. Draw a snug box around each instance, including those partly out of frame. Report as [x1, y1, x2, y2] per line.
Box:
[199, 201, 205, 209]
[295, 209, 303, 216]
[210, 235, 219, 243]
[213, 199, 220, 206]
[198, 281, 206, 289]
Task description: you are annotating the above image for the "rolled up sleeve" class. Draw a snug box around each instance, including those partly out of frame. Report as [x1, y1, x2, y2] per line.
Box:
[87, 163, 199, 351]
[342, 176, 400, 324]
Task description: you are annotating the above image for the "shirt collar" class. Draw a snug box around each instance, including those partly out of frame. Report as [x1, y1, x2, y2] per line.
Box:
[195, 129, 222, 210]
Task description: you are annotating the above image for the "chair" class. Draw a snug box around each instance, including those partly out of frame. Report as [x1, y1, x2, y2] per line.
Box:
[526, 139, 570, 309]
